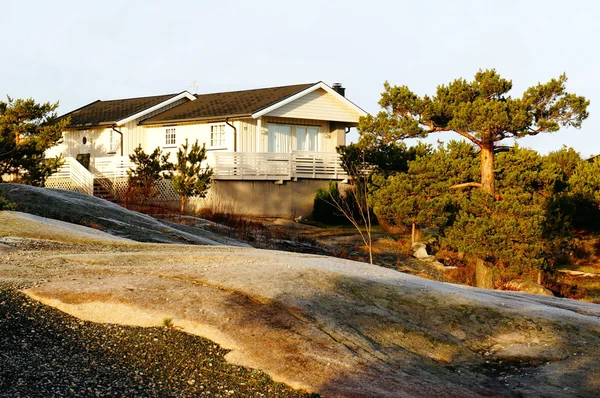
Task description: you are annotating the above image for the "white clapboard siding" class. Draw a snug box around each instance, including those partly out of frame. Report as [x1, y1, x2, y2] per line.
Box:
[238, 119, 258, 153]
[264, 88, 362, 123]
[122, 97, 190, 156]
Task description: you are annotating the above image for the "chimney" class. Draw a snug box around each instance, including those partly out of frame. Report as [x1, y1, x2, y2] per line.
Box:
[332, 82, 346, 97]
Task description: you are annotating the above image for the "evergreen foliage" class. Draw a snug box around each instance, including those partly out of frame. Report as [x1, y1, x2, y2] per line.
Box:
[313, 181, 346, 224]
[126, 145, 172, 203]
[0, 97, 67, 185]
[168, 139, 213, 214]
[372, 143, 575, 281]
[564, 157, 600, 231]
[360, 70, 589, 195]
[338, 141, 428, 176]
[567, 157, 600, 205]
[545, 146, 582, 179]
[0, 193, 15, 210]
[371, 141, 477, 241]
[444, 147, 570, 281]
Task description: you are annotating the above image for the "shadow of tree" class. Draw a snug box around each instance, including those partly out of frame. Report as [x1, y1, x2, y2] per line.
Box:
[227, 267, 600, 397]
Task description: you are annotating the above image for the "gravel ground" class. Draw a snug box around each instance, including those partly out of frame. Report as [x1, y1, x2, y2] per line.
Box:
[0, 283, 318, 398]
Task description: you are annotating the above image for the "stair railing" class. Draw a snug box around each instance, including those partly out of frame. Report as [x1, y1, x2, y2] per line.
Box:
[65, 157, 94, 195]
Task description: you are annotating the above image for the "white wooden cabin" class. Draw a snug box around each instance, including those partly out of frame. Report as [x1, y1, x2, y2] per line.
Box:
[46, 82, 366, 217]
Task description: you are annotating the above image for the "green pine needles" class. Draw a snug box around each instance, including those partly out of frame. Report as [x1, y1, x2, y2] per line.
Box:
[168, 139, 213, 214]
[0, 97, 67, 185]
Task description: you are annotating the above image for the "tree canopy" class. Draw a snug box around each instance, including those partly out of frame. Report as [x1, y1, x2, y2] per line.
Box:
[359, 70, 589, 195]
[0, 97, 67, 185]
[371, 140, 477, 242]
[168, 139, 213, 213]
[371, 143, 575, 285]
[126, 145, 173, 203]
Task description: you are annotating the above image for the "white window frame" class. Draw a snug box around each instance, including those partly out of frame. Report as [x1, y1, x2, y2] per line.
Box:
[106, 130, 121, 154]
[267, 123, 320, 153]
[210, 124, 226, 147]
[295, 126, 319, 151]
[165, 127, 176, 147]
[267, 124, 292, 153]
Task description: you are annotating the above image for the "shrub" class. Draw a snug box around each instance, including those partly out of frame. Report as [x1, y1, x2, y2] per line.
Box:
[168, 139, 213, 214]
[0, 193, 15, 210]
[312, 181, 347, 224]
[126, 145, 172, 204]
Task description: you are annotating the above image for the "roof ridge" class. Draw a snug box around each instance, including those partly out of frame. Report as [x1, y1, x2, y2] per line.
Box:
[251, 83, 318, 114]
[57, 99, 101, 121]
[95, 92, 178, 103]
[193, 82, 317, 97]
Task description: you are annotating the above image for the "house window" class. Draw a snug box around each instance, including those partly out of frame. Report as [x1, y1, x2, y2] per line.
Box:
[165, 128, 176, 146]
[211, 124, 225, 147]
[296, 127, 319, 151]
[268, 124, 292, 152]
[108, 130, 119, 153]
[267, 123, 320, 152]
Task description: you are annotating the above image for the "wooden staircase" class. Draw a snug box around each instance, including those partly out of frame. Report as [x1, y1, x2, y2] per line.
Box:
[93, 178, 115, 202]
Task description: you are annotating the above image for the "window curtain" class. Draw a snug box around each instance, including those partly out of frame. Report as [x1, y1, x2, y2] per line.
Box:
[307, 127, 318, 151]
[296, 127, 307, 150]
[296, 127, 319, 151]
[268, 124, 291, 152]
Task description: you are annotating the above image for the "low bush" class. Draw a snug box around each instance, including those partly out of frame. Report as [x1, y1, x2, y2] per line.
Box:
[0, 193, 15, 210]
[312, 181, 347, 225]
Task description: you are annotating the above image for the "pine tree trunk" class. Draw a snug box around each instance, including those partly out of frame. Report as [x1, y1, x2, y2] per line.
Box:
[412, 222, 416, 244]
[480, 141, 495, 196]
[180, 196, 186, 214]
[475, 258, 494, 289]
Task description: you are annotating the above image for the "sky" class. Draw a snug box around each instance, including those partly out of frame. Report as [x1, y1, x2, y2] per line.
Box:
[2, 0, 599, 157]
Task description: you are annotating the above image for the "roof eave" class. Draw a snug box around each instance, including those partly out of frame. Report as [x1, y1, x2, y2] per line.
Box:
[141, 113, 252, 126]
[251, 82, 368, 119]
[66, 121, 116, 129]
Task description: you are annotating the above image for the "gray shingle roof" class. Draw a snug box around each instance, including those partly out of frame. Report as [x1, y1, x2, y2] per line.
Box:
[61, 93, 179, 127]
[140, 83, 316, 125]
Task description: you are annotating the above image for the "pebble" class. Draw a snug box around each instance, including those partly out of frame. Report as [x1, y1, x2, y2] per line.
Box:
[0, 285, 318, 398]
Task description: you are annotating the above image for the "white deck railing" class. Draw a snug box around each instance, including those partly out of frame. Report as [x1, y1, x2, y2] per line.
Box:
[47, 152, 346, 193]
[208, 152, 291, 180]
[292, 151, 346, 180]
[92, 157, 135, 178]
[208, 151, 347, 180]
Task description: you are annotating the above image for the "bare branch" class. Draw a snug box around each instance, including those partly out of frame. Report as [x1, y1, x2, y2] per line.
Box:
[454, 129, 479, 145]
[450, 182, 483, 190]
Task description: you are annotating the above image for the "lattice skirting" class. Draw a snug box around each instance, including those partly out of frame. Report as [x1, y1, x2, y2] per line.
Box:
[45, 178, 91, 195]
[46, 177, 183, 203]
[95, 178, 179, 202]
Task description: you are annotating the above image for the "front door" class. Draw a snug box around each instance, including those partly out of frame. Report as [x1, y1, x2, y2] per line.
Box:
[77, 131, 91, 169]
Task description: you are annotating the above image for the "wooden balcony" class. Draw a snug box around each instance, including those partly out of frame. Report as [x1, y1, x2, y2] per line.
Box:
[47, 151, 347, 188]
[207, 151, 347, 181]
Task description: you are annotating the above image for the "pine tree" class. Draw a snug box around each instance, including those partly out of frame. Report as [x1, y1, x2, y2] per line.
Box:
[360, 70, 589, 196]
[371, 141, 477, 243]
[0, 97, 67, 185]
[126, 145, 172, 203]
[168, 139, 213, 214]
